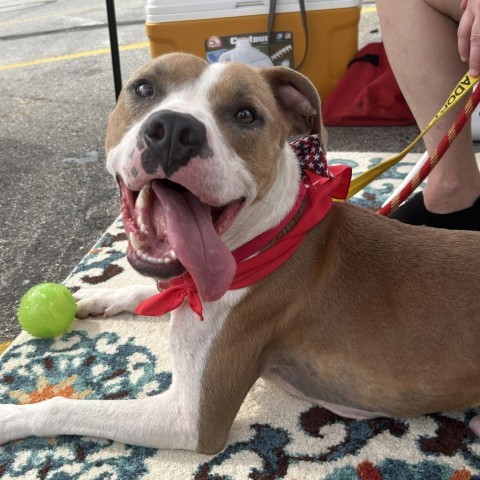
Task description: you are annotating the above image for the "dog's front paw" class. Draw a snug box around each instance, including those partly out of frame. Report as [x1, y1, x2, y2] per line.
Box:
[74, 286, 158, 318]
[74, 287, 136, 318]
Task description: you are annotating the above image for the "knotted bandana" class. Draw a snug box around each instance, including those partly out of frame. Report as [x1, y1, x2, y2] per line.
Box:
[135, 135, 352, 320]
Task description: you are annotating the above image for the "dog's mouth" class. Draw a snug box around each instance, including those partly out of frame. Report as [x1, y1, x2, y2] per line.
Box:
[119, 178, 244, 301]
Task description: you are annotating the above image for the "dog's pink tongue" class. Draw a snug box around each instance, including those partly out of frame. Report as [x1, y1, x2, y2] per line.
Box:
[151, 181, 236, 301]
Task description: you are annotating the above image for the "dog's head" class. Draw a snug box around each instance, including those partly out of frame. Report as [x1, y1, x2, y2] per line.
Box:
[106, 53, 324, 301]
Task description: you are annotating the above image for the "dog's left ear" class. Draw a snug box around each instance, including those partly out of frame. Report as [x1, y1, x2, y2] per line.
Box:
[261, 67, 327, 150]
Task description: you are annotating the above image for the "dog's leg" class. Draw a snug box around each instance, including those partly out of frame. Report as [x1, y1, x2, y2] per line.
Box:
[74, 285, 158, 318]
[0, 302, 261, 453]
[0, 393, 196, 449]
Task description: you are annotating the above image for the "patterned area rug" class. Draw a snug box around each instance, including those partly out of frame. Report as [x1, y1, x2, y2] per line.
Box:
[1, 152, 480, 480]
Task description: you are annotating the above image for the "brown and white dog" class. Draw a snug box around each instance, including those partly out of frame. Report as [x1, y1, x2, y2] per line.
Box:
[2, 53, 480, 454]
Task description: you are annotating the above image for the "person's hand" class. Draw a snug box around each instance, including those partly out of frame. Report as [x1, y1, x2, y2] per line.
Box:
[458, 0, 480, 77]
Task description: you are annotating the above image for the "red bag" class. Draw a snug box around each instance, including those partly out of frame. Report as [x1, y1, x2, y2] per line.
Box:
[322, 42, 415, 126]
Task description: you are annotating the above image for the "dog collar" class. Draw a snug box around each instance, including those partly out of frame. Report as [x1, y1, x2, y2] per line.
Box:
[135, 135, 352, 320]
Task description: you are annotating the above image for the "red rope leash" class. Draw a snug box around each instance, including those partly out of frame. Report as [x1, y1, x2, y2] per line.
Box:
[378, 85, 480, 216]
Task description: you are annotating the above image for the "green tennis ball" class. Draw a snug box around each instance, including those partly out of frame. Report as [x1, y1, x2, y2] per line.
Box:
[17, 283, 77, 338]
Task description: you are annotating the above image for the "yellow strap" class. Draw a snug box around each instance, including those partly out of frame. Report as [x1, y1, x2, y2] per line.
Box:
[347, 72, 479, 198]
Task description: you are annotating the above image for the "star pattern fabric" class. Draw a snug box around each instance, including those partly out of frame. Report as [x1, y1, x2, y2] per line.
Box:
[289, 135, 333, 180]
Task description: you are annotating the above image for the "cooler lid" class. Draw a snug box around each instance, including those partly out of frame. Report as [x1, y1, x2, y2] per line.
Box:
[146, 0, 361, 23]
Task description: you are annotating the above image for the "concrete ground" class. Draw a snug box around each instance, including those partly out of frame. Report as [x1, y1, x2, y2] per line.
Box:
[1, 0, 423, 342]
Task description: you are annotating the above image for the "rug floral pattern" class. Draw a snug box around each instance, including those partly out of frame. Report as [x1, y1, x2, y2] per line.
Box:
[1, 153, 479, 480]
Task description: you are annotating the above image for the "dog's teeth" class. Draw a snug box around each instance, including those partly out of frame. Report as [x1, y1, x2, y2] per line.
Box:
[137, 211, 149, 234]
[137, 251, 166, 265]
[136, 185, 151, 209]
[129, 232, 144, 251]
[132, 242, 177, 266]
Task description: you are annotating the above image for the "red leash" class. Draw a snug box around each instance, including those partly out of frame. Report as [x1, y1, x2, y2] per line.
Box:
[378, 85, 480, 216]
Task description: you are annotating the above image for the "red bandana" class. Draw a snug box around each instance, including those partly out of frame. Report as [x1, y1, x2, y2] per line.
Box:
[135, 135, 352, 320]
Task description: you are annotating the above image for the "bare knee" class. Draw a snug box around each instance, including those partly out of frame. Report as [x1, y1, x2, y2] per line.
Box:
[425, 0, 462, 22]
[377, 0, 462, 21]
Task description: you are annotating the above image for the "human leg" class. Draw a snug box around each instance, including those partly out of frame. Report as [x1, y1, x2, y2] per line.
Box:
[376, 0, 480, 224]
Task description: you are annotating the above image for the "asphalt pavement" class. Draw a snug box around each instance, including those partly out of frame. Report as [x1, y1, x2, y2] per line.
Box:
[0, 0, 420, 342]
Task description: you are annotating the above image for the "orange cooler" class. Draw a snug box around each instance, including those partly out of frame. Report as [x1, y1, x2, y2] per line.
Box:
[145, 0, 361, 99]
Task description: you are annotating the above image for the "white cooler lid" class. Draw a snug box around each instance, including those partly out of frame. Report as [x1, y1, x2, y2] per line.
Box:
[146, 0, 361, 23]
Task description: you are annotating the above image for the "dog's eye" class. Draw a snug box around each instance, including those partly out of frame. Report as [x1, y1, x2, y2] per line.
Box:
[135, 81, 154, 98]
[234, 108, 255, 124]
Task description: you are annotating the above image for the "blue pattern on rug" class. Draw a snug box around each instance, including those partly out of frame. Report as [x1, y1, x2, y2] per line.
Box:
[0, 331, 171, 403]
[0, 331, 169, 479]
[0, 436, 156, 480]
[193, 407, 480, 479]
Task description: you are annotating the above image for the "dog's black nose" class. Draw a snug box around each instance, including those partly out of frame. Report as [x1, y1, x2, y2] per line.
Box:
[142, 110, 207, 176]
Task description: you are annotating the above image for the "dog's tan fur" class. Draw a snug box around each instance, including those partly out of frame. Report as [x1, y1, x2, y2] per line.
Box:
[195, 200, 480, 452]
[266, 206, 480, 414]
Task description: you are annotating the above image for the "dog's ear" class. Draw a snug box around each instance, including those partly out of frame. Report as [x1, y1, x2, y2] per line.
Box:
[261, 67, 327, 150]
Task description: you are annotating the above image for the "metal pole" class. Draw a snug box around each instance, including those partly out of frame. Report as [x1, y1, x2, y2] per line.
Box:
[106, 0, 122, 101]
